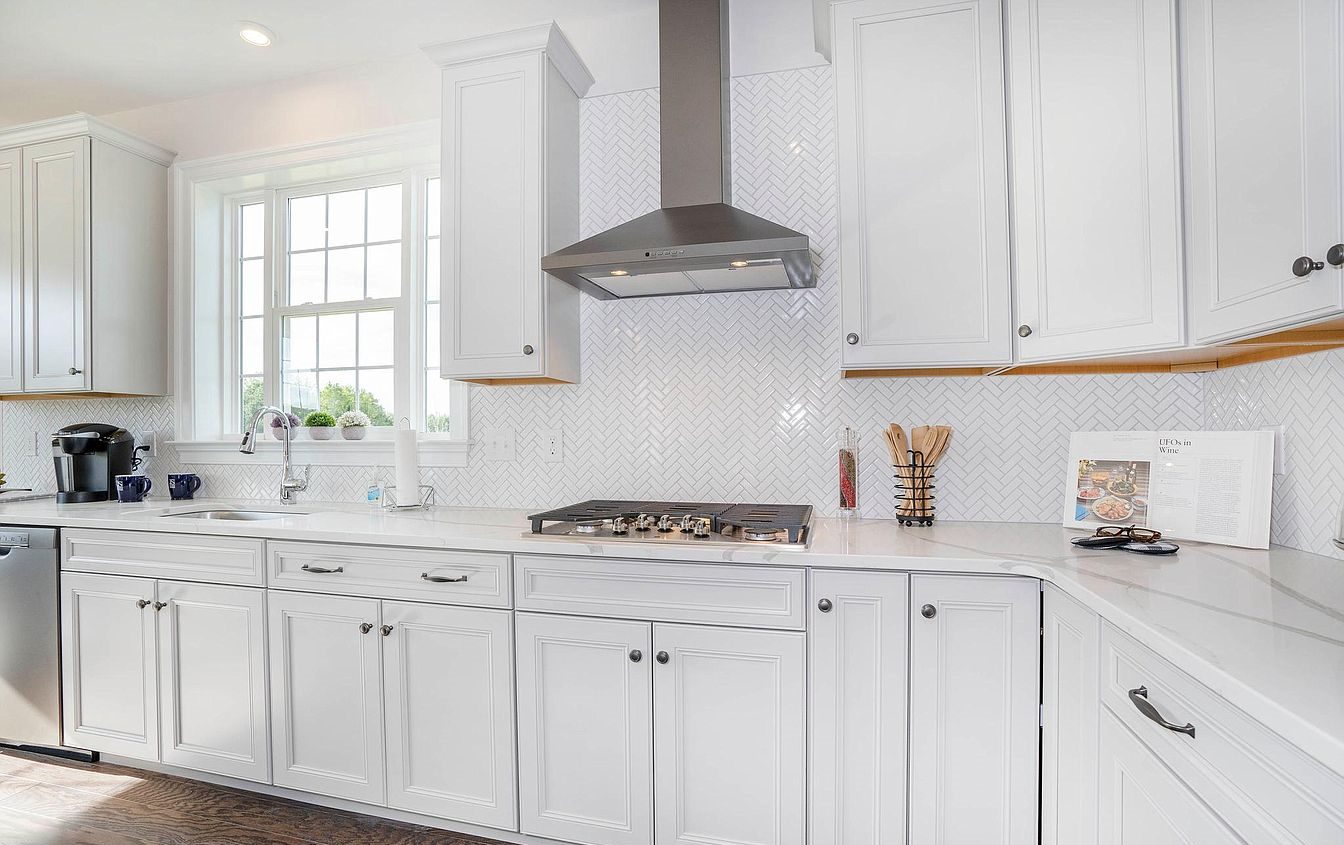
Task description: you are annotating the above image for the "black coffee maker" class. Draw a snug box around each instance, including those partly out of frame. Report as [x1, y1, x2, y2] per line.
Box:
[52, 424, 137, 503]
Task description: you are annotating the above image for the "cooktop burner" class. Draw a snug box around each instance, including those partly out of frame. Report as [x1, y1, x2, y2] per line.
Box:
[528, 500, 813, 547]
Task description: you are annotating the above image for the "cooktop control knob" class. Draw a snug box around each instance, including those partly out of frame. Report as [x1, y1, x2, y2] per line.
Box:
[634, 514, 654, 531]
[611, 516, 630, 535]
[657, 514, 674, 533]
[678, 515, 696, 533]
[692, 517, 712, 538]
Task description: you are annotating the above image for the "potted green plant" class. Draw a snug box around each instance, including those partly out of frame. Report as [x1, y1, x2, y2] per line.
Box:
[304, 411, 337, 441]
[336, 410, 371, 441]
[269, 412, 302, 440]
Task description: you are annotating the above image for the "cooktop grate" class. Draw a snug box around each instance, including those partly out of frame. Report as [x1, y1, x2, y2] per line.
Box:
[528, 499, 812, 543]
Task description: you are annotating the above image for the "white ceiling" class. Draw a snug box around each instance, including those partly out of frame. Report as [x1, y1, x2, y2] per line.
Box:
[0, 0, 826, 127]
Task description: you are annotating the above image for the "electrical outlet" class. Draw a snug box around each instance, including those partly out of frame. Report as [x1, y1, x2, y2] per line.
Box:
[134, 431, 157, 458]
[539, 429, 563, 463]
[25, 432, 39, 458]
[482, 427, 516, 462]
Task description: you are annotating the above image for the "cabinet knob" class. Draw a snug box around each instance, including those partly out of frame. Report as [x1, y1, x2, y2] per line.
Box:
[629, 649, 643, 663]
[817, 598, 833, 613]
[359, 622, 374, 634]
[1292, 256, 1325, 277]
[153, 601, 167, 611]
[380, 624, 394, 637]
[920, 603, 937, 619]
[845, 333, 859, 345]
[655, 650, 670, 665]
[1327, 244, 1344, 267]
[522, 344, 535, 355]
[136, 599, 151, 609]
[1017, 325, 1032, 338]
[68, 367, 82, 376]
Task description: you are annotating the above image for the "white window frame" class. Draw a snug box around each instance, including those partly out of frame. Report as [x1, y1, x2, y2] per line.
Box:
[170, 123, 470, 467]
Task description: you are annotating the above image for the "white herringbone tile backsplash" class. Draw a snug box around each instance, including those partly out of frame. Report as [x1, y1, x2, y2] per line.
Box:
[0, 67, 1338, 557]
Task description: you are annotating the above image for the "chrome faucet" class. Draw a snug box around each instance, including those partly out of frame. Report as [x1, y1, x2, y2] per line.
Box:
[239, 406, 309, 505]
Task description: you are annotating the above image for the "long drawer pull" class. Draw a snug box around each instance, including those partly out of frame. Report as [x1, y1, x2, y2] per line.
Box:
[301, 563, 345, 574]
[421, 572, 469, 583]
[1129, 686, 1195, 738]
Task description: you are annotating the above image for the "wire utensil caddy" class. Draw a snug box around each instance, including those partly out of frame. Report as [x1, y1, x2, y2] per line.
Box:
[893, 449, 936, 526]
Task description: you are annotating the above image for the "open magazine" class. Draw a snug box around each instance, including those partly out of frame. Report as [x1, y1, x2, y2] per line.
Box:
[1065, 431, 1275, 549]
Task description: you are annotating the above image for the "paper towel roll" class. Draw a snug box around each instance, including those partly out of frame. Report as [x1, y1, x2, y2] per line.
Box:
[394, 424, 419, 505]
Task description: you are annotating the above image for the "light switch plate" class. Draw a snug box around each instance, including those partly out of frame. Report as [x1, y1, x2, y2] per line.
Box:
[539, 429, 563, 463]
[482, 427, 516, 462]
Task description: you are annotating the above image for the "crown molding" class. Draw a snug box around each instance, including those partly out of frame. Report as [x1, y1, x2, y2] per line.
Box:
[0, 112, 176, 165]
[422, 21, 595, 97]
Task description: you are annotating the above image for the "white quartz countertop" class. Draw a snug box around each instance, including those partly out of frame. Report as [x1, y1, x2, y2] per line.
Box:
[4, 496, 1342, 777]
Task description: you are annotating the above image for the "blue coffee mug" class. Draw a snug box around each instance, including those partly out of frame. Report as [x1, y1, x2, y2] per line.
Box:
[168, 473, 203, 500]
[115, 474, 153, 503]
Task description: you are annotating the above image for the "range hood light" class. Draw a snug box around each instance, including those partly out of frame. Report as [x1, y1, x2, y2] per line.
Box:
[609, 269, 629, 276]
[729, 261, 749, 268]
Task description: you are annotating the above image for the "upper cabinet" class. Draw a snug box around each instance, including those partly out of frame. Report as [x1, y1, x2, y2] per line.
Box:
[425, 24, 591, 385]
[0, 116, 173, 396]
[834, 0, 1014, 370]
[1183, 0, 1344, 344]
[1006, 0, 1185, 362]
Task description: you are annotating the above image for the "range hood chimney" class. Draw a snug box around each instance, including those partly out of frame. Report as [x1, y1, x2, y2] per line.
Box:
[541, 0, 815, 299]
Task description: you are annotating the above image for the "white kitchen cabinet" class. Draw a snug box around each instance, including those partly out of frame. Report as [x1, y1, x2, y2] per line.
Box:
[1006, 0, 1185, 361]
[652, 624, 806, 845]
[1042, 584, 1100, 845]
[425, 24, 589, 384]
[268, 591, 385, 804]
[808, 570, 909, 845]
[1183, 0, 1344, 343]
[834, 0, 1014, 369]
[515, 612, 653, 845]
[61, 572, 159, 760]
[156, 581, 270, 783]
[382, 601, 516, 830]
[0, 147, 20, 393]
[909, 574, 1040, 845]
[1097, 710, 1240, 844]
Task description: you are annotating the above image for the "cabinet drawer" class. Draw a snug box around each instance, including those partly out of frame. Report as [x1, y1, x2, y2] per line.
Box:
[62, 529, 265, 586]
[1101, 623, 1344, 844]
[514, 554, 805, 629]
[267, 542, 510, 608]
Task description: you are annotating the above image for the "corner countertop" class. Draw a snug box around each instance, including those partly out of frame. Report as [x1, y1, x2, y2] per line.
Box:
[3, 496, 1342, 778]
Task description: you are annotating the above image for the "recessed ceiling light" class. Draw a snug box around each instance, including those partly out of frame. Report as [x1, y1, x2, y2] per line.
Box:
[238, 22, 275, 47]
[609, 269, 629, 276]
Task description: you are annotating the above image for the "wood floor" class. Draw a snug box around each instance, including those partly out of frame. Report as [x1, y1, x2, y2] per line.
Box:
[0, 748, 506, 845]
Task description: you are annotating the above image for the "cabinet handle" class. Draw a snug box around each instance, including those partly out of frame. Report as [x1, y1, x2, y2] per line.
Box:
[153, 601, 167, 611]
[1327, 244, 1344, 267]
[629, 649, 643, 663]
[421, 572, 468, 583]
[1017, 325, 1033, 338]
[380, 624, 394, 637]
[655, 651, 670, 665]
[68, 367, 82, 376]
[359, 622, 374, 634]
[845, 333, 859, 345]
[1292, 256, 1325, 277]
[817, 598, 833, 613]
[1128, 686, 1195, 738]
[523, 344, 535, 355]
[136, 599, 151, 609]
[301, 563, 344, 574]
[920, 603, 937, 619]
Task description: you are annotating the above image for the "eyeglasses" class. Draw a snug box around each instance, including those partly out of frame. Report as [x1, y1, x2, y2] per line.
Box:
[1071, 525, 1178, 555]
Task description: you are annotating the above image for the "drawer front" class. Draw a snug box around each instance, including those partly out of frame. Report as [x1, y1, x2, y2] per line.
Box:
[63, 529, 265, 586]
[514, 554, 805, 629]
[268, 542, 510, 608]
[1101, 623, 1344, 844]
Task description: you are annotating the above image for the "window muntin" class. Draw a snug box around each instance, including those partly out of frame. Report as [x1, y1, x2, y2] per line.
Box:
[238, 202, 266, 431]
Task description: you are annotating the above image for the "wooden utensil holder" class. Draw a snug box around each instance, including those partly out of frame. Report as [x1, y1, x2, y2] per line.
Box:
[893, 449, 936, 526]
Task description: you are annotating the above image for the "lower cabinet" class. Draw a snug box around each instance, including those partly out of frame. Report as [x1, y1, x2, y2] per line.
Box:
[61, 573, 270, 782]
[515, 612, 806, 845]
[1041, 583, 1101, 845]
[268, 591, 516, 828]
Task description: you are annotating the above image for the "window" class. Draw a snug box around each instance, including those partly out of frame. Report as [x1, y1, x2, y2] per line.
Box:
[424, 177, 450, 433]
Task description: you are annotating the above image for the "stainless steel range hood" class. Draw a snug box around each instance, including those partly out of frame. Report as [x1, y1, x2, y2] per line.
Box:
[541, 0, 815, 300]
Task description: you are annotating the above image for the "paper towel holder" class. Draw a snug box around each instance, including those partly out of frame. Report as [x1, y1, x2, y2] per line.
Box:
[382, 484, 436, 511]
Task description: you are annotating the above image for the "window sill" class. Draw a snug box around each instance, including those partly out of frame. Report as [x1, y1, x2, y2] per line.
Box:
[168, 438, 470, 468]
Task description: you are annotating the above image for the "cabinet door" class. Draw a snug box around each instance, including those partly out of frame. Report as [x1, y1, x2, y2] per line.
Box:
[441, 54, 544, 379]
[909, 575, 1040, 845]
[157, 582, 269, 783]
[383, 601, 516, 830]
[515, 612, 652, 845]
[1097, 710, 1241, 844]
[653, 624, 806, 845]
[22, 137, 90, 391]
[61, 572, 157, 759]
[809, 571, 908, 845]
[0, 147, 20, 393]
[1042, 585, 1101, 845]
[1008, 0, 1184, 361]
[1184, 0, 1344, 342]
[835, 0, 1013, 369]
[268, 591, 384, 804]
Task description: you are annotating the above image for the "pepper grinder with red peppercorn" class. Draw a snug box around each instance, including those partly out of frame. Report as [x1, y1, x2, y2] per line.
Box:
[837, 426, 859, 517]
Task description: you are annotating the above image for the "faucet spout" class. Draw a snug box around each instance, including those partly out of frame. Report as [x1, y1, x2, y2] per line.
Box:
[239, 406, 308, 504]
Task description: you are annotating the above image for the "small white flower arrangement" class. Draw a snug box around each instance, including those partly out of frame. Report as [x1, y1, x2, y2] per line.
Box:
[336, 410, 372, 441]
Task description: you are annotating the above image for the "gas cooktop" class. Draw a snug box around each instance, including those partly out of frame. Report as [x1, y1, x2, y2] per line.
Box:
[527, 500, 813, 548]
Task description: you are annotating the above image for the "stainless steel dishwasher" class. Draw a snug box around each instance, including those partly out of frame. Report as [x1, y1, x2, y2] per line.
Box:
[0, 525, 88, 758]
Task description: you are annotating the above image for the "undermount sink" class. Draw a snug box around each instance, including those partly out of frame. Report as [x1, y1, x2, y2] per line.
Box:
[165, 509, 307, 521]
